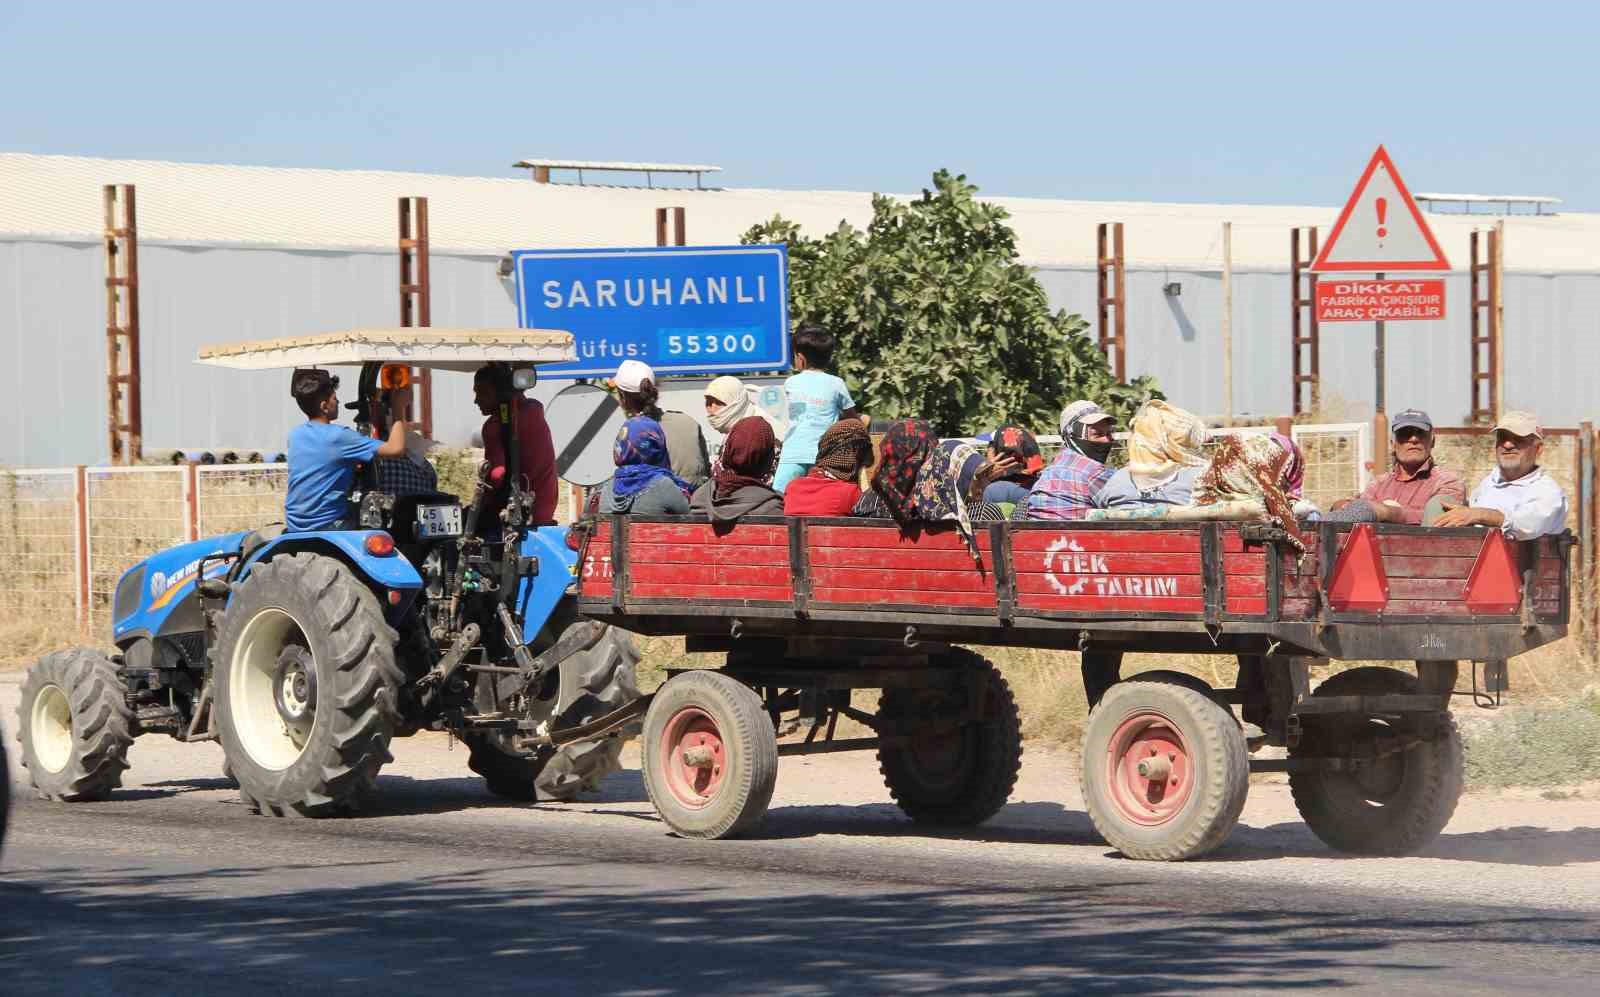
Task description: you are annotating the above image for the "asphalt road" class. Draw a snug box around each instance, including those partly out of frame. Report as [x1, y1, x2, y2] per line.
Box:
[4, 728, 1599, 997]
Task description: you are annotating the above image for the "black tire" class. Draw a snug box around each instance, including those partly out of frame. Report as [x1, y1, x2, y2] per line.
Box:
[1080, 679, 1249, 861]
[642, 671, 777, 839]
[1, 722, 10, 855]
[1289, 667, 1463, 856]
[877, 651, 1023, 826]
[467, 623, 642, 802]
[15, 648, 134, 802]
[213, 552, 402, 817]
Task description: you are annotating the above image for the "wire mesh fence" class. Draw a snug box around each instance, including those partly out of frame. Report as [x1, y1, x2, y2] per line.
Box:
[85, 467, 188, 636]
[196, 464, 288, 537]
[1291, 422, 1374, 513]
[0, 468, 80, 623]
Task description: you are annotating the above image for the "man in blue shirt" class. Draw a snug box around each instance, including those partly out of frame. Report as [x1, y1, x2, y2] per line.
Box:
[284, 368, 409, 532]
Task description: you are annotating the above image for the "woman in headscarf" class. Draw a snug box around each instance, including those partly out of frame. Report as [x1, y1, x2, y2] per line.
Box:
[981, 424, 1046, 513]
[1191, 432, 1308, 554]
[596, 416, 692, 515]
[690, 416, 783, 522]
[852, 419, 1011, 563]
[784, 418, 870, 516]
[703, 375, 778, 436]
[1094, 399, 1209, 510]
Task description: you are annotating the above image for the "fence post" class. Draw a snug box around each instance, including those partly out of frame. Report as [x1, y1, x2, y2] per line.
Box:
[74, 465, 89, 634]
[185, 461, 200, 541]
[1582, 422, 1596, 656]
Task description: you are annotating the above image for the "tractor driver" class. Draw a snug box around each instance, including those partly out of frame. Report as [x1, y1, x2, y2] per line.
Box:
[285, 368, 409, 532]
[474, 363, 560, 531]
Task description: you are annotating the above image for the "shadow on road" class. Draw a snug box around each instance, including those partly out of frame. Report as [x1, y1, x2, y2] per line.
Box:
[12, 857, 1588, 995]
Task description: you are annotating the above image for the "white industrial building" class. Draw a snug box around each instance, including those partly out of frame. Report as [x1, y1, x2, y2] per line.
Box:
[2, 152, 1597, 466]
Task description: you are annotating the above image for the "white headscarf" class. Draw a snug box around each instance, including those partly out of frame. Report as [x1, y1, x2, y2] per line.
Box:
[705, 375, 767, 434]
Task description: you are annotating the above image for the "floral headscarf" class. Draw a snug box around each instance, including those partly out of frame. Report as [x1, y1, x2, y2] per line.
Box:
[1271, 432, 1304, 498]
[911, 439, 989, 562]
[870, 419, 939, 524]
[712, 416, 777, 500]
[1192, 433, 1306, 553]
[612, 416, 692, 499]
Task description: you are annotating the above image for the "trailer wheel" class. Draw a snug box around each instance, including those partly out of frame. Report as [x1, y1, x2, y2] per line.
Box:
[1081, 679, 1248, 861]
[16, 649, 134, 802]
[877, 652, 1022, 826]
[1289, 667, 1463, 856]
[642, 671, 776, 839]
[214, 553, 402, 817]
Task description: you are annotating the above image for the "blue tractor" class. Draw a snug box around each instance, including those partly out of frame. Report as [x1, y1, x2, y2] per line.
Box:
[14, 328, 642, 816]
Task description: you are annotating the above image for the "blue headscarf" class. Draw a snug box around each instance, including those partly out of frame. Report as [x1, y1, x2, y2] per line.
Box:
[611, 416, 692, 499]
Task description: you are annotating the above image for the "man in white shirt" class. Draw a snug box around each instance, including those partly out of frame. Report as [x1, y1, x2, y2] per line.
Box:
[1434, 411, 1568, 539]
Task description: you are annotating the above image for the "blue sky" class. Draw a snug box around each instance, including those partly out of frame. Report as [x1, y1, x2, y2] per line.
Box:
[3, 0, 1596, 210]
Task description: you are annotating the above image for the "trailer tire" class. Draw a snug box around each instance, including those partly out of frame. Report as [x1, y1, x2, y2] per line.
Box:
[1081, 679, 1248, 861]
[16, 648, 133, 802]
[214, 553, 402, 817]
[642, 670, 776, 839]
[877, 652, 1022, 826]
[1289, 667, 1463, 856]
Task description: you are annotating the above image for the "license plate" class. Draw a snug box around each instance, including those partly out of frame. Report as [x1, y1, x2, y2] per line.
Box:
[416, 503, 463, 539]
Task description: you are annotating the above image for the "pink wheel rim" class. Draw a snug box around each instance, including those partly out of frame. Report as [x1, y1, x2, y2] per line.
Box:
[659, 706, 726, 809]
[1104, 711, 1193, 826]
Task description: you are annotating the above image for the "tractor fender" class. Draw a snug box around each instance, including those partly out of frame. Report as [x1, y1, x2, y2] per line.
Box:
[239, 531, 423, 615]
[519, 525, 580, 645]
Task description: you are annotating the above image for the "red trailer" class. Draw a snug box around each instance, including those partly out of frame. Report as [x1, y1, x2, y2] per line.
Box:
[574, 514, 1570, 860]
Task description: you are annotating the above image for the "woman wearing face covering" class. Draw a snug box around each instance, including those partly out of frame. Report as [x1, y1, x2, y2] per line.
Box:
[703, 376, 779, 436]
[1093, 400, 1209, 510]
[783, 418, 870, 516]
[690, 416, 784, 522]
[1025, 400, 1118, 521]
[596, 416, 693, 515]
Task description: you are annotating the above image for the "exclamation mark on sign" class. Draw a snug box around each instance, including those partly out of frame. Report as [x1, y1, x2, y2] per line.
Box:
[1376, 197, 1388, 240]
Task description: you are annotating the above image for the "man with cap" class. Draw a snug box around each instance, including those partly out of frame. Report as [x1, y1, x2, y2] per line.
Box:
[1329, 408, 1465, 525]
[1024, 401, 1117, 522]
[1434, 411, 1568, 538]
[285, 368, 410, 532]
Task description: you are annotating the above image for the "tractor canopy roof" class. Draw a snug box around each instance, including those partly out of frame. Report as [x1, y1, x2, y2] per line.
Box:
[196, 327, 576, 372]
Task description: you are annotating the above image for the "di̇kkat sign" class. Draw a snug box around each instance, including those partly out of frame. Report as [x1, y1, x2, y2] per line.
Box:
[1315, 278, 1446, 322]
[512, 244, 790, 379]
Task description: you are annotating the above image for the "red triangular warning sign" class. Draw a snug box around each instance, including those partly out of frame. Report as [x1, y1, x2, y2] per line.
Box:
[1327, 524, 1389, 612]
[1311, 146, 1450, 272]
[1464, 530, 1523, 614]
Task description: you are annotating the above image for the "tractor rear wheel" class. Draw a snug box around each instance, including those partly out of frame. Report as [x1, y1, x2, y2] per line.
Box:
[214, 552, 402, 817]
[16, 648, 133, 802]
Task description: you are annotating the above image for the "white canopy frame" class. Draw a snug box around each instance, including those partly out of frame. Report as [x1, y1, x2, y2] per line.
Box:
[196, 327, 576, 372]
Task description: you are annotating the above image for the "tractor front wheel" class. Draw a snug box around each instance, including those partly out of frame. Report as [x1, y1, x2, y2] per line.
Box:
[16, 648, 133, 802]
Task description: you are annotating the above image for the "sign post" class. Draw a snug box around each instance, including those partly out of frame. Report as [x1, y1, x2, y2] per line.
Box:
[512, 244, 790, 380]
[1311, 146, 1450, 418]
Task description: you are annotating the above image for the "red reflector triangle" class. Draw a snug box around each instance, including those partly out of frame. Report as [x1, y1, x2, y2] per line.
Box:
[1464, 530, 1523, 614]
[1327, 523, 1389, 612]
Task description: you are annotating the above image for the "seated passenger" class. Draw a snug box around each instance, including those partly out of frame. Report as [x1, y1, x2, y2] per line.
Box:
[1093, 400, 1208, 510]
[476, 363, 559, 526]
[1026, 401, 1117, 521]
[690, 416, 783, 521]
[981, 424, 1045, 514]
[612, 359, 711, 489]
[285, 368, 408, 532]
[371, 391, 440, 498]
[1191, 433, 1308, 554]
[704, 375, 779, 437]
[596, 417, 692, 516]
[1326, 409, 1464, 524]
[783, 418, 871, 516]
[852, 419, 1014, 563]
[1434, 411, 1568, 539]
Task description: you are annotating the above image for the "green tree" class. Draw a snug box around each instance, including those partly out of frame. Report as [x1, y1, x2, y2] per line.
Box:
[742, 170, 1160, 435]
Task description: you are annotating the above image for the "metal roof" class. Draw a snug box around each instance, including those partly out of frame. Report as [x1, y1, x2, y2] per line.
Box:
[512, 159, 722, 173]
[2, 153, 1597, 272]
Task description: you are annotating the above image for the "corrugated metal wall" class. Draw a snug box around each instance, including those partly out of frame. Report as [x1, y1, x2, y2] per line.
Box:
[3, 237, 1597, 467]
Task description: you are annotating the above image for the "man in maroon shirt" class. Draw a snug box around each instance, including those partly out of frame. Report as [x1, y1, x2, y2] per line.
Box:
[475, 364, 560, 527]
[1329, 409, 1465, 524]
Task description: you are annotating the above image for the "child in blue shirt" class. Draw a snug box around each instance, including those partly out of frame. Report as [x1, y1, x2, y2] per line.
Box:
[775, 324, 858, 493]
[284, 368, 410, 532]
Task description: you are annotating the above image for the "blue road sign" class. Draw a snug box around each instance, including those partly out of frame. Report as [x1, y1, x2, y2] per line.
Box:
[513, 244, 790, 379]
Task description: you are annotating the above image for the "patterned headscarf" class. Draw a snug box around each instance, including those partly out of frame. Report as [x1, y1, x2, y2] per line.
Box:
[1126, 400, 1208, 489]
[910, 439, 987, 561]
[1272, 432, 1304, 498]
[1193, 434, 1306, 553]
[712, 416, 777, 500]
[612, 416, 692, 499]
[814, 418, 871, 481]
[989, 424, 1045, 478]
[870, 419, 939, 524]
